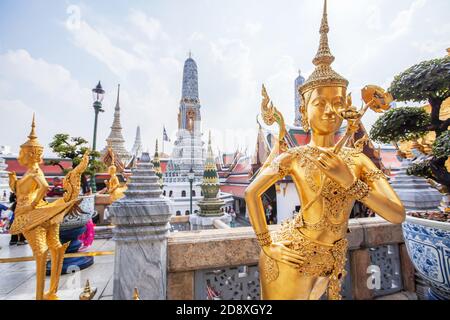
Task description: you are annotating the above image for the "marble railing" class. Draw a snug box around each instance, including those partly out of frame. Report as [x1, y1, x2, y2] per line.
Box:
[167, 217, 416, 300]
[170, 215, 191, 232]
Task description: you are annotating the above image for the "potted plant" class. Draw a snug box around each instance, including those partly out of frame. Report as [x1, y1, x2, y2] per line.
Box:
[47, 134, 106, 273]
[370, 50, 450, 299]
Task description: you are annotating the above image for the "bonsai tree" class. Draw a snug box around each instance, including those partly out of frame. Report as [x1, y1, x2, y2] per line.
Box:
[370, 53, 450, 191]
[47, 133, 106, 194]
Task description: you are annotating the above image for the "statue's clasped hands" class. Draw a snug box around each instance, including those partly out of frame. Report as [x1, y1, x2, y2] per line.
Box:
[263, 240, 305, 269]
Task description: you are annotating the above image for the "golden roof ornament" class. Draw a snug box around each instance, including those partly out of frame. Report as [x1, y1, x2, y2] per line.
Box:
[133, 287, 140, 300]
[21, 113, 43, 149]
[300, 0, 348, 95]
[79, 279, 97, 300]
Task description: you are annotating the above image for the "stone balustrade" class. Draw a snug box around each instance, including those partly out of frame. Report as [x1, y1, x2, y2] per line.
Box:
[167, 217, 416, 300]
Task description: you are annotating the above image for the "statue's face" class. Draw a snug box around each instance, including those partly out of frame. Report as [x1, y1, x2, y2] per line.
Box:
[18, 147, 43, 167]
[306, 86, 346, 135]
[108, 165, 116, 175]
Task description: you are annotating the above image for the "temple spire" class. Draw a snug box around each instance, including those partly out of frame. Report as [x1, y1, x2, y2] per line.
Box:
[115, 84, 120, 110]
[102, 84, 131, 164]
[131, 125, 143, 158]
[181, 55, 199, 101]
[152, 139, 163, 188]
[203, 131, 218, 184]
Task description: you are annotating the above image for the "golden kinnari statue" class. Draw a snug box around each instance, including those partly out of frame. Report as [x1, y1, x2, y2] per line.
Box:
[103, 148, 127, 202]
[245, 0, 405, 300]
[8, 115, 89, 300]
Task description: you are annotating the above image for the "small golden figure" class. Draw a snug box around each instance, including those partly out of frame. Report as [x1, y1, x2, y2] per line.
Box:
[8, 114, 89, 300]
[104, 148, 127, 202]
[245, 0, 405, 300]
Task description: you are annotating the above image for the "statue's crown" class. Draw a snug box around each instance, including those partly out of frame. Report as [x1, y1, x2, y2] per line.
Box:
[300, 0, 348, 95]
[21, 113, 43, 149]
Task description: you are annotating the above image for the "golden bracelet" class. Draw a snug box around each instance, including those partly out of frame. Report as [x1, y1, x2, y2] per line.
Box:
[255, 231, 272, 247]
[346, 179, 370, 201]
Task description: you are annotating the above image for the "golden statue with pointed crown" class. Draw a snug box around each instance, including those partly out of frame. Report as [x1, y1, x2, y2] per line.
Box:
[8, 115, 89, 300]
[245, 0, 405, 300]
[104, 147, 127, 202]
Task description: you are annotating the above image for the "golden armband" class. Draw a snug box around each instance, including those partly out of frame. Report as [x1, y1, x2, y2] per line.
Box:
[361, 169, 387, 183]
[346, 179, 370, 201]
[255, 230, 272, 247]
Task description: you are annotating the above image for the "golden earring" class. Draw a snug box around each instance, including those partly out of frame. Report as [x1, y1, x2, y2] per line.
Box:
[300, 103, 310, 132]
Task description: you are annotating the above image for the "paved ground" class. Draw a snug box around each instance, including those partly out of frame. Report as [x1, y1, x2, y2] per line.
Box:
[0, 234, 115, 300]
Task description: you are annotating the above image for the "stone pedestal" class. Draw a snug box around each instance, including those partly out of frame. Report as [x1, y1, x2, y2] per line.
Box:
[189, 213, 231, 230]
[109, 152, 172, 300]
[390, 159, 441, 210]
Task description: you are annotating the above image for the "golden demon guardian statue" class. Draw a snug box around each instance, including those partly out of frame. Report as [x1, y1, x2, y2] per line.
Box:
[8, 115, 89, 300]
[245, 0, 405, 300]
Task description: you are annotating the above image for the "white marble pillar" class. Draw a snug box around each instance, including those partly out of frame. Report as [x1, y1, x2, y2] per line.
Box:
[109, 152, 172, 300]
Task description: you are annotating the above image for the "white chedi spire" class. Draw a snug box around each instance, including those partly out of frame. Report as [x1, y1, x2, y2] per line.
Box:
[102, 84, 132, 164]
[131, 125, 143, 158]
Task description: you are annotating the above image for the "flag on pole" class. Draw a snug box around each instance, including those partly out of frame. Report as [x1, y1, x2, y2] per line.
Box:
[163, 126, 170, 142]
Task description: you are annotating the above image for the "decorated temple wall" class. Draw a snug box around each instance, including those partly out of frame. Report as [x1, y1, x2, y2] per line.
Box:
[167, 217, 415, 300]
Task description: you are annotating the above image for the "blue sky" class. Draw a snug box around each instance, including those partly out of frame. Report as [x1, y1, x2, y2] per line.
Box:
[0, 0, 449, 156]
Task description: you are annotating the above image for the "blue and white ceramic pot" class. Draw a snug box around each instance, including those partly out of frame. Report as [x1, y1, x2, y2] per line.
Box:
[402, 215, 450, 300]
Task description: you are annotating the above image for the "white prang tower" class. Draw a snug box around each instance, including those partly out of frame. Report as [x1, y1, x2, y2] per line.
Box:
[170, 54, 205, 175]
[163, 54, 206, 215]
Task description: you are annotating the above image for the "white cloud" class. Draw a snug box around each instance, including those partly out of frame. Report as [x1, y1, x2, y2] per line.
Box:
[128, 10, 169, 42]
[366, 5, 382, 31]
[188, 32, 205, 42]
[387, 0, 428, 41]
[0, 50, 92, 155]
[68, 20, 143, 75]
[243, 22, 262, 36]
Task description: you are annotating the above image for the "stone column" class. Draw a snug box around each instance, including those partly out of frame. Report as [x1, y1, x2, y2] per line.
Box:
[109, 152, 172, 300]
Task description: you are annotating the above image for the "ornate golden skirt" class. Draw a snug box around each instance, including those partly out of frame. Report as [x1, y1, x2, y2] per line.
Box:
[265, 221, 348, 300]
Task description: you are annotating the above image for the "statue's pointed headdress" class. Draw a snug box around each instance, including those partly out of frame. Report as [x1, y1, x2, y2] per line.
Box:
[299, 0, 348, 95]
[21, 113, 43, 149]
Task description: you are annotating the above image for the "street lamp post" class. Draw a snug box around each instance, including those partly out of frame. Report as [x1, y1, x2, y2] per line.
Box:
[188, 168, 194, 215]
[90, 81, 105, 193]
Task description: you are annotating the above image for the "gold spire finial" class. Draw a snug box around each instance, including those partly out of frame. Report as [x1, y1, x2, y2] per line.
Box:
[300, 0, 348, 95]
[108, 147, 115, 166]
[155, 139, 159, 156]
[29, 113, 37, 140]
[79, 279, 97, 300]
[312, 0, 334, 66]
[21, 113, 43, 149]
[133, 287, 140, 300]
